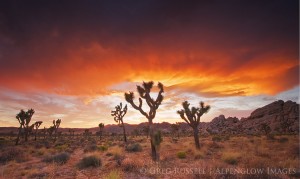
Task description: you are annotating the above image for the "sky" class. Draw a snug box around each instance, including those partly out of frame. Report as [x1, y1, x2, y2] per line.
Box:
[0, 0, 299, 128]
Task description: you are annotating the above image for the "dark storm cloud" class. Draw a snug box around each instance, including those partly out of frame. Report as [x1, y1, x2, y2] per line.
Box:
[0, 0, 298, 95]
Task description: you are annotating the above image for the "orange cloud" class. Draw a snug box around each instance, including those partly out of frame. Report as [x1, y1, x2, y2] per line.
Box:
[0, 41, 298, 97]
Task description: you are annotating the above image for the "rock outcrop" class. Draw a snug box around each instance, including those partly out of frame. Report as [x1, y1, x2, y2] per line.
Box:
[200, 100, 299, 135]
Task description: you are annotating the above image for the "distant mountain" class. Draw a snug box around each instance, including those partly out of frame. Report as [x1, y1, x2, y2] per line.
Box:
[0, 100, 298, 135]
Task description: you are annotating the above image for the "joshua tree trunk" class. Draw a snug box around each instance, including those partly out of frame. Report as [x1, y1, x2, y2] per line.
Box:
[34, 128, 38, 140]
[122, 121, 127, 142]
[193, 127, 200, 149]
[16, 125, 22, 145]
[24, 126, 28, 142]
[149, 122, 158, 161]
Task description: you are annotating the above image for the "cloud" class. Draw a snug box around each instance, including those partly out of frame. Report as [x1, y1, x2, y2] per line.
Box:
[0, 1, 298, 127]
[0, 1, 298, 97]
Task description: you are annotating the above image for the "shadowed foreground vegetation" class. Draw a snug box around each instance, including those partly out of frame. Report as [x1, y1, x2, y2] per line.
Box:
[0, 134, 299, 179]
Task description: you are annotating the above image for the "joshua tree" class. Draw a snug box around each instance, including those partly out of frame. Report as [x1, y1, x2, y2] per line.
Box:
[111, 103, 128, 142]
[125, 81, 164, 161]
[177, 101, 210, 149]
[15, 109, 35, 145]
[98, 123, 104, 140]
[53, 119, 61, 140]
[34, 121, 43, 140]
[47, 126, 55, 138]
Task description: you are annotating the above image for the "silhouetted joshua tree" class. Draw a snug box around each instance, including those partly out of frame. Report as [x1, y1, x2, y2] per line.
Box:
[177, 101, 210, 149]
[98, 123, 105, 140]
[125, 81, 164, 161]
[51, 119, 61, 140]
[15, 109, 35, 145]
[111, 103, 128, 142]
[34, 121, 43, 140]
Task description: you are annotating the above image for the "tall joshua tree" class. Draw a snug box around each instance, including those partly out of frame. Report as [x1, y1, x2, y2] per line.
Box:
[53, 119, 61, 140]
[98, 123, 104, 140]
[177, 101, 210, 149]
[16, 110, 26, 145]
[15, 109, 35, 145]
[111, 103, 128, 142]
[34, 121, 43, 140]
[125, 81, 164, 161]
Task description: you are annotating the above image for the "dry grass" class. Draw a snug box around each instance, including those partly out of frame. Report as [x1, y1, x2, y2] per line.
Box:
[0, 135, 298, 179]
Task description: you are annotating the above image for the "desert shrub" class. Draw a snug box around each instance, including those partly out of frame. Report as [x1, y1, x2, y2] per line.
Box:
[55, 144, 68, 152]
[212, 136, 222, 142]
[0, 139, 8, 147]
[177, 151, 187, 159]
[105, 170, 122, 179]
[222, 152, 239, 165]
[80, 137, 85, 142]
[77, 155, 101, 169]
[28, 172, 49, 179]
[278, 137, 288, 143]
[34, 143, 43, 149]
[289, 145, 299, 158]
[0, 147, 25, 163]
[40, 140, 51, 149]
[43, 152, 70, 164]
[37, 150, 44, 156]
[125, 143, 142, 152]
[88, 137, 96, 143]
[98, 145, 108, 151]
[121, 158, 144, 172]
[194, 151, 204, 159]
[266, 134, 275, 140]
[84, 144, 98, 152]
[106, 152, 113, 156]
[208, 141, 223, 149]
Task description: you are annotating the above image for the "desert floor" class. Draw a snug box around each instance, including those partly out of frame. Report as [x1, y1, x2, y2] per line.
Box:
[0, 134, 299, 179]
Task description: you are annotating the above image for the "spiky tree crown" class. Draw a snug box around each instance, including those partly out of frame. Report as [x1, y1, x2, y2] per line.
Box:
[34, 121, 43, 128]
[177, 101, 210, 128]
[99, 123, 104, 128]
[111, 103, 127, 125]
[124, 81, 164, 120]
[16, 109, 35, 126]
[52, 119, 61, 128]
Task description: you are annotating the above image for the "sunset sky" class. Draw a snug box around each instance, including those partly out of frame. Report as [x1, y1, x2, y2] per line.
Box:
[0, 0, 299, 128]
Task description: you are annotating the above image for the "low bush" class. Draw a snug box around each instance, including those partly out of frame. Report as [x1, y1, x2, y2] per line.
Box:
[125, 143, 142, 152]
[278, 137, 289, 143]
[43, 152, 70, 164]
[222, 152, 239, 165]
[84, 144, 98, 152]
[212, 136, 222, 142]
[177, 151, 187, 159]
[0, 147, 25, 163]
[105, 170, 122, 179]
[77, 155, 101, 169]
[98, 145, 108, 151]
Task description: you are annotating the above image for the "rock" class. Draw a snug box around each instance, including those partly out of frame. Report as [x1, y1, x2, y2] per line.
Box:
[201, 100, 299, 135]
